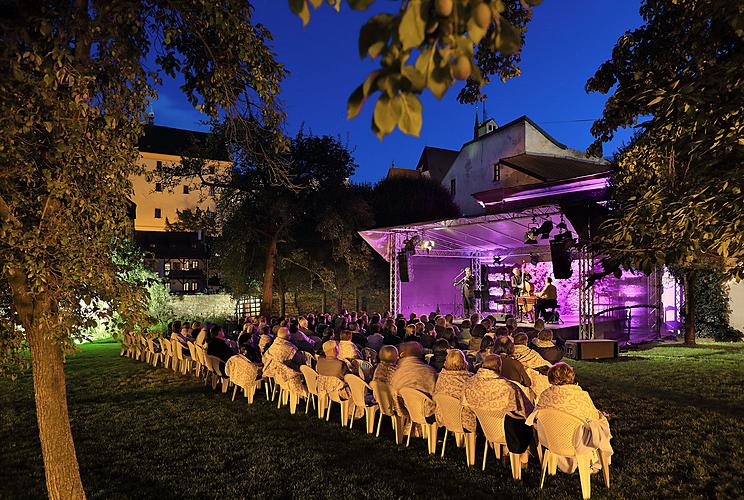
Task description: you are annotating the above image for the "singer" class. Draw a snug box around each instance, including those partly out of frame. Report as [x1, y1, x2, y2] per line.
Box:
[453, 267, 476, 318]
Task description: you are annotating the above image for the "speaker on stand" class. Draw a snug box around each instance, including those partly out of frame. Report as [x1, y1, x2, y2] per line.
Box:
[550, 239, 574, 279]
[398, 252, 411, 282]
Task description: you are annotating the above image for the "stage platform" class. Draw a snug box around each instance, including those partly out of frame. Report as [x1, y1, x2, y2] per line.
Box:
[455, 315, 665, 346]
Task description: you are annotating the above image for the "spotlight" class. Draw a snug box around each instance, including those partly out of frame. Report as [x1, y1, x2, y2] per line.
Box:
[419, 239, 435, 253]
[537, 220, 553, 239]
[493, 256, 502, 264]
[524, 228, 537, 245]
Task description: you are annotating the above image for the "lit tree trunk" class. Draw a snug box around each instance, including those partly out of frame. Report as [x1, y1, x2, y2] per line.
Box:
[683, 269, 697, 345]
[294, 292, 300, 315]
[321, 290, 327, 314]
[260, 233, 278, 318]
[9, 275, 85, 499]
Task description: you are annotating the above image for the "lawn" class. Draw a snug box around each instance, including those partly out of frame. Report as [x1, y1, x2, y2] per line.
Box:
[1, 341, 743, 499]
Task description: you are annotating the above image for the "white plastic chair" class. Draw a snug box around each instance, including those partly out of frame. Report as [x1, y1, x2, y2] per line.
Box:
[344, 374, 379, 434]
[398, 388, 438, 455]
[369, 380, 402, 444]
[299, 365, 320, 416]
[531, 408, 610, 499]
[204, 355, 229, 392]
[474, 407, 523, 480]
[433, 393, 476, 466]
[158, 338, 172, 369]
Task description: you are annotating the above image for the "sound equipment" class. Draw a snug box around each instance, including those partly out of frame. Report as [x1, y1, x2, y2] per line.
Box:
[550, 239, 573, 279]
[564, 340, 618, 360]
[398, 253, 410, 282]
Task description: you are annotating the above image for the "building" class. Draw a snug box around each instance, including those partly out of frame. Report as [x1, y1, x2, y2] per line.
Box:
[134, 230, 210, 294]
[132, 124, 228, 231]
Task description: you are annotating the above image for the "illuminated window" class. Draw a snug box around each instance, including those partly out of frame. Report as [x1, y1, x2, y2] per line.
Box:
[183, 260, 190, 271]
[493, 163, 501, 182]
[164, 262, 171, 275]
[192, 260, 199, 269]
[154, 208, 161, 219]
[191, 281, 198, 291]
[450, 178, 456, 196]
[155, 182, 163, 192]
[183, 282, 190, 291]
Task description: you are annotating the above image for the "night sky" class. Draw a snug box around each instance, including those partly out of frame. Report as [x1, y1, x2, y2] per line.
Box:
[150, 0, 642, 183]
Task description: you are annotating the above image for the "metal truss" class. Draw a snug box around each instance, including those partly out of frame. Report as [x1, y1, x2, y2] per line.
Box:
[648, 267, 663, 334]
[577, 246, 596, 339]
[388, 233, 401, 316]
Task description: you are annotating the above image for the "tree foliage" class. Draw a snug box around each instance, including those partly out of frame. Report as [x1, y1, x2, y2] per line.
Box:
[290, 0, 540, 138]
[585, 0, 744, 342]
[0, 0, 286, 495]
[371, 174, 461, 227]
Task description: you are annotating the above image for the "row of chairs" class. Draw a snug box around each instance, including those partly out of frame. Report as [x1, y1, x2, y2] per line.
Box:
[121, 332, 608, 499]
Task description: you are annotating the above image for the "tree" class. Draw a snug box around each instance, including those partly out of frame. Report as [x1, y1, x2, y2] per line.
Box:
[290, 0, 541, 138]
[371, 174, 461, 227]
[585, 0, 744, 344]
[204, 132, 362, 316]
[0, 1, 284, 496]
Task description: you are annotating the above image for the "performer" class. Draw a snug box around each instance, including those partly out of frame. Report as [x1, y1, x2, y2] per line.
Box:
[534, 277, 558, 321]
[454, 267, 476, 318]
[510, 267, 524, 295]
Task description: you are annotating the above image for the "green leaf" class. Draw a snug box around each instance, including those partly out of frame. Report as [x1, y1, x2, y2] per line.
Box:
[373, 95, 402, 138]
[429, 64, 450, 99]
[493, 17, 521, 55]
[347, 0, 375, 10]
[401, 65, 426, 92]
[398, 93, 423, 136]
[359, 14, 394, 59]
[399, 0, 426, 50]
[288, 0, 311, 26]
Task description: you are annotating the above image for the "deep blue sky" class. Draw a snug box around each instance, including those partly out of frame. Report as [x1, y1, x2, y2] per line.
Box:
[151, 1, 642, 183]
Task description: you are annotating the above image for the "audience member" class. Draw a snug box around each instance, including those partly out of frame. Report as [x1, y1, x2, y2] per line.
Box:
[512, 333, 551, 370]
[433, 350, 475, 431]
[428, 338, 449, 372]
[390, 342, 437, 418]
[493, 336, 532, 388]
[206, 326, 233, 364]
[531, 330, 564, 363]
[372, 345, 399, 385]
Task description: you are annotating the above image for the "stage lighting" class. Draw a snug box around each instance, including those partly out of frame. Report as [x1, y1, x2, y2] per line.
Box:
[524, 228, 537, 245]
[493, 256, 502, 264]
[419, 239, 435, 253]
[536, 220, 553, 239]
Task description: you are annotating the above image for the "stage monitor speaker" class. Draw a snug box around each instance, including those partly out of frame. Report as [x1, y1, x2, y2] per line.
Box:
[564, 340, 618, 360]
[550, 239, 573, 279]
[398, 253, 410, 282]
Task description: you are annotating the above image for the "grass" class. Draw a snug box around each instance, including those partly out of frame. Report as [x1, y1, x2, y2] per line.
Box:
[1, 341, 744, 499]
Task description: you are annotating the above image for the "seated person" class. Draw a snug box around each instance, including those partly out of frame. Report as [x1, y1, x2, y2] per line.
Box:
[421, 323, 437, 350]
[473, 335, 494, 367]
[206, 326, 234, 365]
[511, 333, 551, 371]
[458, 319, 473, 342]
[528, 362, 612, 473]
[468, 323, 486, 351]
[224, 346, 262, 393]
[316, 342, 351, 401]
[403, 324, 421, 343]
[505, 317, 518, 336]
[530, 329, 564, 364]
[534, 277, 558, 320]
[433, 350, 475, 431]
[262, 327, 298, 380]
[463, 354, 535, 459]
[338, 330, 362, 361]
[365, 324, 384, 352]
[390, 341, 438, 418]
[493, 336, 532, 388]
[428, 338, 449, 372]
[371, 345, 399, 386]
[258, 325, 274, 354]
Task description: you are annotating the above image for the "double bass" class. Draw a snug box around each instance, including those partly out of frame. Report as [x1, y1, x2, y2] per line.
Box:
[518, 261, 536, 320]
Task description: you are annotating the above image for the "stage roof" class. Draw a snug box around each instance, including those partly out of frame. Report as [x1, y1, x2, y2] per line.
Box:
[359, 205, 575, 262]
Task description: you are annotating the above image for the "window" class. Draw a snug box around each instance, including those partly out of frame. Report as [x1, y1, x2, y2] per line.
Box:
[164, 262, 171, 276]
[183, 282, 190, 291]
[183, 260, 190, 271]
[191, 281, 199, 291]
[155, 182, 163, 192]
[172, 261, 181, 271]
[192, 260, 199, 269]
[156, 160, 162, 170]
[183, 185, 189, 194]
[493, 163, 501, 182]
[450, 178, 456, 196]
[154, 208, 161, 219]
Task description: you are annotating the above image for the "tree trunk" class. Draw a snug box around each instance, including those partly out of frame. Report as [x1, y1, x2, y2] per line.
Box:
[321, 290, 327, 314]
[8, 270, 86, 499]
[260, 233, 278, 318]
[280, 290, 286, 318]
[27, 321, 86, 499]
[683, 269, 697, 345]
[293, 292, 300, 315]
[354, 287, 360, 312]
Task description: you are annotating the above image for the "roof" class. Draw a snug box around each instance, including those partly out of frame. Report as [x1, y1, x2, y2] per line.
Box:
[461, 115, 568, 150]
[138, 124, 229, 161]
[387, 167, 421, 178]
[134, 230, 209, 259]
[416, 146, 459, 182]
[498, 153, 609, 183]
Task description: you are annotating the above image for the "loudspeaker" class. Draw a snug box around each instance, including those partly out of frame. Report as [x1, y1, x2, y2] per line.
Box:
[564, 340, 618, 360]
[550, 239, 573, 279]
[398, 253, 410, 282]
